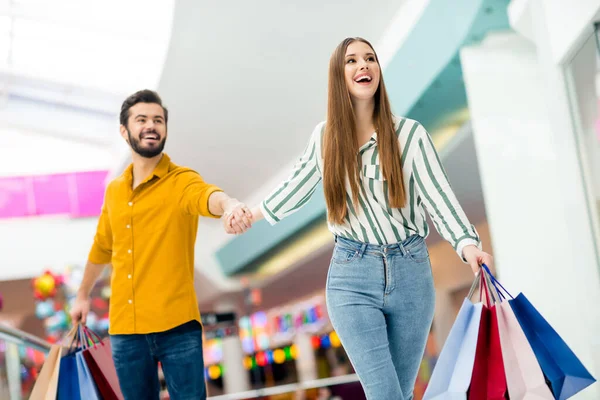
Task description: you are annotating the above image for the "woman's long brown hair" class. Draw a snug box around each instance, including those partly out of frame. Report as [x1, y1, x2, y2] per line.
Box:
[323, 37, 406, 225]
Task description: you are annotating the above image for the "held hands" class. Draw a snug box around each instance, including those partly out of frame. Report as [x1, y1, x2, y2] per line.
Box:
[463, 245, 494, 275]
[222, 199, 253, 234]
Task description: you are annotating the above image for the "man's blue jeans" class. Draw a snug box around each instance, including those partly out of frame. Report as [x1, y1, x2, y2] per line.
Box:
[110, 320, 206, 400]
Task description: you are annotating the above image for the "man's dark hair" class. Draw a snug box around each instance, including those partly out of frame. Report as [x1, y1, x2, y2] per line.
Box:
[120, 89, 169, 127]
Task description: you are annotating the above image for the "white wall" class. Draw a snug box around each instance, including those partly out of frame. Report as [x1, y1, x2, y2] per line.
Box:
[1, 127, 114, 177]
[509, 0, 600, 63]
[0, 216, 98, 280]
[0, 96, 120, 280]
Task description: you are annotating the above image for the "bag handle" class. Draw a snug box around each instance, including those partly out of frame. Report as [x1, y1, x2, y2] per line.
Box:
[479, 270, 491, 307]
[467, 270, 482, 300]
[82, 325, 105, 349]
[481, 264, 513, 300]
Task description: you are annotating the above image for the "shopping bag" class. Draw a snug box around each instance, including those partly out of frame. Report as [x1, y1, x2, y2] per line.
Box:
[481, 265, 554, 399]
[31, 325, 78, 400]
[82, 326, 125, 400]
[483, 264, 596, 399]
[76, 326, 101, 400]
[56, 325, 87, 400]
[29, 345, 63, 400]
[423, 272, 484, 400]
[511, 294, 596, 399]
[468, 272, 507, 400]
[56, 352, 81, 400]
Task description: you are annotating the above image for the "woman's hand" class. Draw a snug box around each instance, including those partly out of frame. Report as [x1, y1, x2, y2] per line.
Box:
[462, 245, 493, 275]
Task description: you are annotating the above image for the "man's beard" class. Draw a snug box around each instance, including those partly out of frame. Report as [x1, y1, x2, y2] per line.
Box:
[127, 128, 166, 158]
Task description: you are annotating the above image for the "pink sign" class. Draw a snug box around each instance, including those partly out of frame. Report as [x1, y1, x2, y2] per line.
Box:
[32, 174, 72, 216]
[75, 171, 108, 217]
[0, 170, 108, 220]
[0, 177, 33, 218]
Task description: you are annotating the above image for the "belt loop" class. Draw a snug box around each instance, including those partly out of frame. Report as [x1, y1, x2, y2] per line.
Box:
[399, 241, 407, 256]
[358, 242, 368, 257]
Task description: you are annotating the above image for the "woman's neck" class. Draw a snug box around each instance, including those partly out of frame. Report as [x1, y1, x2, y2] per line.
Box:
[353, 99, 375, 146]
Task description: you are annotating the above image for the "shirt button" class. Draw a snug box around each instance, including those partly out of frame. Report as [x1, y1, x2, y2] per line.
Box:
[126, 224, 131, 229]
[128, 299, 133, 304]
[128, 249, 132, 254]
[128, 202, 133, 206]
[128, 274, 132, 279]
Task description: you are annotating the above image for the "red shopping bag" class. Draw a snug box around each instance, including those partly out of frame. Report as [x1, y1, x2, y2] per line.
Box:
[81, 327, 124, 400]
[468, 272, 507, 400]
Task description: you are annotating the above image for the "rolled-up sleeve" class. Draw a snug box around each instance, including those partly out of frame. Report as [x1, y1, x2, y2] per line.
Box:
[88, 189, 113, 264]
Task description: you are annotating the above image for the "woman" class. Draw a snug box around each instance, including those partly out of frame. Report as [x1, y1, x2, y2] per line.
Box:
[232, 37, 493, 400]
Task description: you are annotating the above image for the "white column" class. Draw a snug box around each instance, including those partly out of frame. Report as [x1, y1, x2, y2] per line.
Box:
[294, 332, 318, 382]
[220, 335, 250, 393]
[460, 30, 600, 399]
[213, 300, 250, 394]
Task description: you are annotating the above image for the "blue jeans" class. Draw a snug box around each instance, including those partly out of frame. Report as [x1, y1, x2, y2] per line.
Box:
[326, 235, 435, 400]
[110, 320, 206, 400]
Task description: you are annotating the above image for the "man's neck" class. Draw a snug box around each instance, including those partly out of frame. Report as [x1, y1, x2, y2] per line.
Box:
[131, 152, 163, 189]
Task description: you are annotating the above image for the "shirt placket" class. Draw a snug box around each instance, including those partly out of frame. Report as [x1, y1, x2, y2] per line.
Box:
[126, 193, 136, 330]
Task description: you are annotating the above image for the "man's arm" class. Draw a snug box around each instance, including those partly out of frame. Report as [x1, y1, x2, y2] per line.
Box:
[70, 261, 108, 324]
[76, 262, 107, 299]
[177, 170, 252, 233]
[72, 195, 113, 324]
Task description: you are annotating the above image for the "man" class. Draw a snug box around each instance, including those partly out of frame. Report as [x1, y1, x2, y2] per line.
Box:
[70, 90, 252, 399]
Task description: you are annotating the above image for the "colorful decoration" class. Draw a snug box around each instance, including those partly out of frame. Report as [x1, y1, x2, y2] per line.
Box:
[31, 264, 112, 340]
[31, 270, 63, 300]
[35, 300, 55, 319]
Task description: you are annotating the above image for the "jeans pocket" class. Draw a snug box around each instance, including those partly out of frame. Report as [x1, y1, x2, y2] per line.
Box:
[332, 247, 359, 264]
[406, 242, 430, 263]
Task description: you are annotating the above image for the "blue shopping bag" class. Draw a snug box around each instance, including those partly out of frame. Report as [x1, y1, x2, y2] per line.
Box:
[56, 352, 81, 400]
[423, 273, 484, 400]
[482, 264, 596, 400]
[76, 327, 101, 400]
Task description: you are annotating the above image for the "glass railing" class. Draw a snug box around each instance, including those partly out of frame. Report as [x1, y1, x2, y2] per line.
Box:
[0, 323, 52, 400]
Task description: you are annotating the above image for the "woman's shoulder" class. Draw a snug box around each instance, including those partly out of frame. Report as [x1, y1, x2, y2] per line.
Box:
[391, 115, 427, 142]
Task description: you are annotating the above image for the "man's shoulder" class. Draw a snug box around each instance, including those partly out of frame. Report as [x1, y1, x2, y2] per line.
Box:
[166, 162, 205, 185]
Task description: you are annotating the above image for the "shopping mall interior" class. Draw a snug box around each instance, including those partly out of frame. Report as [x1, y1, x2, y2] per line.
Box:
[1, 0, 600, 399]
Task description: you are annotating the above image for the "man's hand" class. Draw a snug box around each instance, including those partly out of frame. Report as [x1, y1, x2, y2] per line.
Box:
[70, 295, 91, 325]
[222, 199, 252, 234]
[463, 245, 493, 275]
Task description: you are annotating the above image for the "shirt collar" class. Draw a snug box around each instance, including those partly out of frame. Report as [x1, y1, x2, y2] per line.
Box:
[153, 153, 171, 178]
[122, 153, 171, 185]
[359, 133, 378, 152]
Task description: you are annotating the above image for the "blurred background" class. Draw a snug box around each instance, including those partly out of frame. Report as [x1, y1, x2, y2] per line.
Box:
[0, 0, 599, 399]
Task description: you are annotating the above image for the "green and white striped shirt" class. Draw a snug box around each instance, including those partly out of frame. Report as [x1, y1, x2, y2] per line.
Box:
[260, 117, 481, 259]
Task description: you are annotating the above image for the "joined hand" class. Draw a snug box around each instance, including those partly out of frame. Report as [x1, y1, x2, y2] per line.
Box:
[222, 200, 252, 234]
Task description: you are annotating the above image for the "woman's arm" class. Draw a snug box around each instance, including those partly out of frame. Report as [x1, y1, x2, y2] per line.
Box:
[412, 123, 492, 273]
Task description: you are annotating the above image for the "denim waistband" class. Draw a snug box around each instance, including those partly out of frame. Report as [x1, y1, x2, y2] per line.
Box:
[334, 234, 425, 257]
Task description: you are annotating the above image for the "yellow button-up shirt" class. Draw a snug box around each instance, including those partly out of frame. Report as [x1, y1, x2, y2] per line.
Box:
[88, 154, 222, 334]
